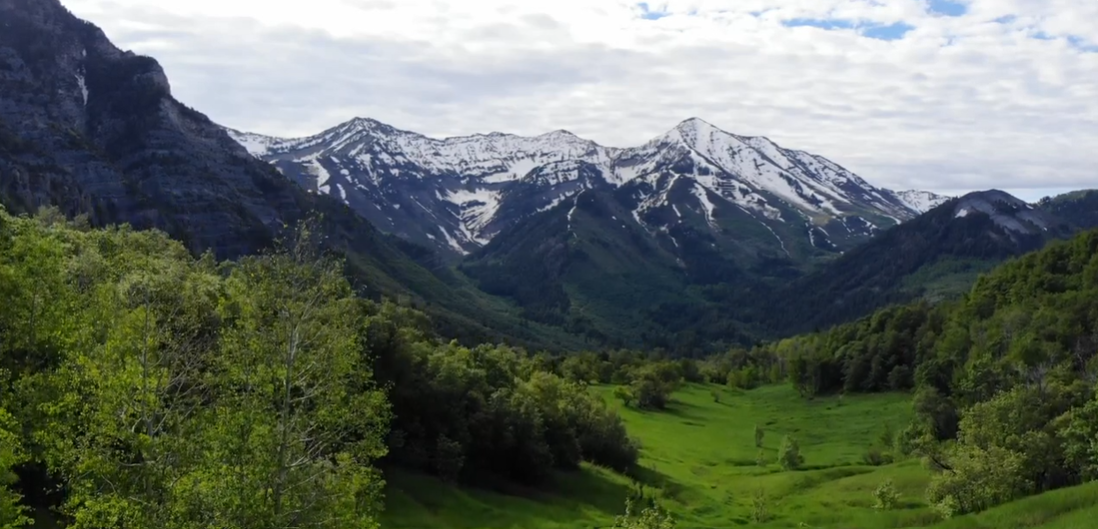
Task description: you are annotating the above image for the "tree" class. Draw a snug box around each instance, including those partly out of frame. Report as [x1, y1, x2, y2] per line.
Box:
[199, 223, 390, 529]
[779, 435, 804, 470]
[754, 425, 765, 448]
[34, 229, 218, 529]
[614, 385, 635, 407]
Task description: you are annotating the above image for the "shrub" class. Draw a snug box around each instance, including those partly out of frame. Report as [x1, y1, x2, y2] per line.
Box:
[873, 479, 900, 510]
[932, 495, 959, 520]
[862, 447, 894, 467]
[779, 435, 804, 470]
[755, 449, 767, 467]
[612, 498, 676, 529]
[751, 489, 769, 523]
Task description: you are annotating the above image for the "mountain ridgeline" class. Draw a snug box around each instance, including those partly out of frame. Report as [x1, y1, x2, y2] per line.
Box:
[228, 116, 963, 347]
[230, 116, 941, 261]
[2, 0, 1096, 352]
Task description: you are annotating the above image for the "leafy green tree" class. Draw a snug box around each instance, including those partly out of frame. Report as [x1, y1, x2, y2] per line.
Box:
[615, 386, 636, 407]
[779, 435, 804, 470]
[198, 225, 390, 529]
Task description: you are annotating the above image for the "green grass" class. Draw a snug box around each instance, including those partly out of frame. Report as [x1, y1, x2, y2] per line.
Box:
[380, 384, 1098, 528]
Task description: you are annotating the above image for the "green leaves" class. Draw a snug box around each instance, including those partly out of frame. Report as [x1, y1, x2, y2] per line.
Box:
[0, 210, 391, 529]
[0, 407, 30, 529]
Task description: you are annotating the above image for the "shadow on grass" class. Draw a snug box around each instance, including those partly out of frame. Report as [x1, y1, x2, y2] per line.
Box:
[383, 466, 637, 528]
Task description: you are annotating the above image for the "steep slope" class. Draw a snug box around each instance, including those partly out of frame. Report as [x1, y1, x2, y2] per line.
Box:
[1037, 189, 1098, 230]
[230, 117, 926, 262]
[764, 189, 1076, 334]
[0, 0, 586, 351]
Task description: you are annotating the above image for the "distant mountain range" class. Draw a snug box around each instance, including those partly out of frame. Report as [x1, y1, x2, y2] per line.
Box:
[227, 118, 950, 261]
[2, 0, 1093, 353]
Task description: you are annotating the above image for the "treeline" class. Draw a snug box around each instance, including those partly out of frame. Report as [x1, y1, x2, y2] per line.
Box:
[363, 304, 639, 485]
[0, 207, 642, 528]
[765, 230, 1098, 517]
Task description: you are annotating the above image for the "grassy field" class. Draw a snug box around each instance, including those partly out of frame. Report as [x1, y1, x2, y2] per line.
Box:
[381, 384, 1098, 528]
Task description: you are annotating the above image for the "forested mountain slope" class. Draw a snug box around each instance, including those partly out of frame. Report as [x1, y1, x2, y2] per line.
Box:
[757, 190, 1076, 335]
[760, 226, 1098, 516]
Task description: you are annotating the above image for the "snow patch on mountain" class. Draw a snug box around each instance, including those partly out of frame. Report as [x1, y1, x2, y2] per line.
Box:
[895, 190, 952, 213]
[691, 182, 717, 227]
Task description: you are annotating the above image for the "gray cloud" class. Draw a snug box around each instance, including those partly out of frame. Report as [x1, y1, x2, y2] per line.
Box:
[62, 0, 1098, 196]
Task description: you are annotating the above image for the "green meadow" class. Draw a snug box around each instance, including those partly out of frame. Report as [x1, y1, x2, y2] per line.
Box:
[382, 384, 1098, 529]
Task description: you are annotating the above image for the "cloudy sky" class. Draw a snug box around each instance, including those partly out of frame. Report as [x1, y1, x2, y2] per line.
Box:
[63, 0, 1096, 200]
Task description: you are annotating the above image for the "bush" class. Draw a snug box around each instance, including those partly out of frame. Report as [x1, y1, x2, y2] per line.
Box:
[751, 489, 769, 523]
[612, 498, 676, 529]
[862, 447, 894, 467]
[873, 479, 900, 510]
[925, 445, 1027, 515]
[755, 449, 767, 467]
[932, 495, 958, 520]
[779, 435, 804, 470]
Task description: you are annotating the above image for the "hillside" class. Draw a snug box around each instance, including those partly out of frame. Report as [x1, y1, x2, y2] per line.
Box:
[0, 0, 592, 351]
[1037, 189, 1098, 230]
[759, 190, 1076, 334]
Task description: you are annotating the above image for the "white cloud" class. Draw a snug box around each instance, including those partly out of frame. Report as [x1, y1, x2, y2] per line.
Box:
[60, 0, 1098, 196]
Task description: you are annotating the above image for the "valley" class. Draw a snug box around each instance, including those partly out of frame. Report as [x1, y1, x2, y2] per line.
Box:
[382, 384, 1098, 529]
[1, 2, 1097, 529]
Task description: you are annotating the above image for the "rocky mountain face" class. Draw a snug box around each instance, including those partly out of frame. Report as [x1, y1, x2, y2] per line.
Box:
[0, 0, 593, 350]
[229, 117, 930, 263]
[0, 0, 306, 257]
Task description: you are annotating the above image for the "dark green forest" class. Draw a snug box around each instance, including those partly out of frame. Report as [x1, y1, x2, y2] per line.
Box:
[0, 207, 644, 528]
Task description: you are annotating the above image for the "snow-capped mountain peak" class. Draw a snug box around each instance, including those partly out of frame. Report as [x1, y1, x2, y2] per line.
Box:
[227, 117, 934, 259]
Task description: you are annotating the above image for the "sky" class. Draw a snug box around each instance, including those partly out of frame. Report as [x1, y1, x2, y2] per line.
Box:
[61, 0, 1097, 201]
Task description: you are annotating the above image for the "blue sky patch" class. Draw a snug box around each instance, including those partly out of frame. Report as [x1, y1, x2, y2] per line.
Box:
[1067, 36, 1098, 52]
[927, 0, 967, 17]
[637, 2, 671, 20]
[863, 22, 916, 41]
[781, 18, 915, 41]
[782, 18, 856, 30]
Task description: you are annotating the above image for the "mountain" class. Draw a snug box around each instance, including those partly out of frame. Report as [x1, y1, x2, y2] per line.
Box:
[1036, 189, 1098, 230]
[894, 189, 951, 213]
[230, 117, 952, 348]
[762, 189, 1077, 333]
[229, 117, 927, 262]
[0, 0, 590, 351]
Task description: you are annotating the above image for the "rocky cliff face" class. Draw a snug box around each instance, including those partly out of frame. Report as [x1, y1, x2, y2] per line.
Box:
[0, 0, 301, 257]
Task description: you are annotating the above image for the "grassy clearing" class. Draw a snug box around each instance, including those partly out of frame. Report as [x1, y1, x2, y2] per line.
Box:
[380, 384, 1098, 528]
